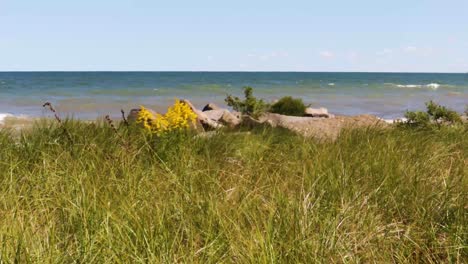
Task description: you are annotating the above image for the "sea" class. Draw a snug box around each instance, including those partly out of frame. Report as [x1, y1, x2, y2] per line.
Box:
[0, 72, 467, 122]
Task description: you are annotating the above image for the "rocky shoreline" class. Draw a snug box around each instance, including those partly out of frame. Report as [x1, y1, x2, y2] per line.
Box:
[2, 100, 465, 140]
[127, 100, 388, 140]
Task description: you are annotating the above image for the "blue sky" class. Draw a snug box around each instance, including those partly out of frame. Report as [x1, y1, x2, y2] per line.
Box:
[1, 0, 467, 72]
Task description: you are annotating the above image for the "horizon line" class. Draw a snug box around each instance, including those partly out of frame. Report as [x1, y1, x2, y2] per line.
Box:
[0, 70, 466, 74]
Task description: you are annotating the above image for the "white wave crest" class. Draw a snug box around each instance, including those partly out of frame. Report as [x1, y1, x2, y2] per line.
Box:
[394, 83, 442, 90]
[426, 83, 440, 89]
[0, 113, 30, 125]
[0, 113, 13, 125]
[396, 84, 422, 88]
[378, 117, 408, 124]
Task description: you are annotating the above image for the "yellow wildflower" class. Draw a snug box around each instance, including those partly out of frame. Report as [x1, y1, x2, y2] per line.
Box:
[136, 99, 197, 135]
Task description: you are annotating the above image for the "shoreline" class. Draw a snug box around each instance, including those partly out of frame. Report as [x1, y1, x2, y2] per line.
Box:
[0, 111, 392, 140]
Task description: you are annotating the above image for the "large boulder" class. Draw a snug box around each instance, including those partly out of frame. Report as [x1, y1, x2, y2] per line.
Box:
[220, 111, 241, 128]
[202, 103, 221, 112]
[202, 109, 241, 128]
[181, 99, 223, 130]
[255, 113, 385, 140]
[127, 108, 160, 123]
[203, 109, 226, 121]
[240, 115, 264, 128]
[304, 107, 331, 118]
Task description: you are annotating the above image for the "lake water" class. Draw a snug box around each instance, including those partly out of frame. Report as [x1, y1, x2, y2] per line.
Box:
[0, 72, 467, 121]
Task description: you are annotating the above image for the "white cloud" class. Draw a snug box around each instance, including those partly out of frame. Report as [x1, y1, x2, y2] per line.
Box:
[319, 51, 334, 58]
[404, 46, 418, 53]
[377, 48, 393, 56]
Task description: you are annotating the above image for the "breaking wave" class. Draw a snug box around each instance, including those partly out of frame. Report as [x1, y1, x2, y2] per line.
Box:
[0, 113, 30, 125]
[390, 83, 443, 90]
[0, 113, 13, 125]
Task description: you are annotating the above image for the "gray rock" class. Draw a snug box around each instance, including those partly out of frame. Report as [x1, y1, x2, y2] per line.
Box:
[127, 108, 160, 123]
[181, 99, 223, 130]
[220, 111, 241, 128]
[232, 111, 242, 119]
[203, 109, 241, 128]
[202, 103, 221, 112]
[204, 109, 226, 121]
[304, 107, 330, 118]
[240, 115, 264, 128]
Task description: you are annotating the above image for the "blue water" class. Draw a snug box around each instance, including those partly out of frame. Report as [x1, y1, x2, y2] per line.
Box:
[0, 72, 467, 120]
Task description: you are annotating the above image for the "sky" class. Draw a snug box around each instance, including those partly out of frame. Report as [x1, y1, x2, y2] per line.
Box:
[1, 0, 467, 72]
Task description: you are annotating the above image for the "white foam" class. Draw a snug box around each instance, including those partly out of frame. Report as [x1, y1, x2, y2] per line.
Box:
[0, 113, 13, 125]
[396, 84, 422, 88]
[378, 117, 407, 124]
[0, 113, 29, 125]
[426, 83, 440, 89]
[394, 83, 441, 90]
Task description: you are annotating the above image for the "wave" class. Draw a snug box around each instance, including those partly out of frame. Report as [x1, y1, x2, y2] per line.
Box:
[0, 113, 30, 125]
[0, 113, 13, 125]
[378, 117, 408, 124]
[390, 83, 443, 90]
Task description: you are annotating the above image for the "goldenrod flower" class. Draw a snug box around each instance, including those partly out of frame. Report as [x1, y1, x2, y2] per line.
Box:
[136, 99, 197, 135]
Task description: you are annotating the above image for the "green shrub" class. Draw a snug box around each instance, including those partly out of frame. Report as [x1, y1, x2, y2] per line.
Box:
[225, 86, 269, 118]
[270, 96, 307, 116]
[402, 101, 462, 128]
[404, 111, 430, 126]
[426, 101, 462, 124]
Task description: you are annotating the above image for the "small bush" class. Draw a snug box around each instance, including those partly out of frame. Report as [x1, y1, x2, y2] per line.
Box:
[270, 96, 307, 116]
[402, 101, 462, 128]
[425, 101, 461, 124]
[225, 86, 269, 118]
[404, 111, 430, 126]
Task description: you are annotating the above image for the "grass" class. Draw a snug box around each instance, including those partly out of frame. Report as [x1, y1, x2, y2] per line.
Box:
[0, 120, 466, 263]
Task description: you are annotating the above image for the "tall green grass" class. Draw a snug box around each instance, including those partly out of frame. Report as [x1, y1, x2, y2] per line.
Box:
[0, 120, 466, 263]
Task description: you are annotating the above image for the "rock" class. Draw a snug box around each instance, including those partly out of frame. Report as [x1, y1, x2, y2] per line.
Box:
[127, 108, 159, 123]
[258, 113, 309, 127]
[257, 113, 386, 140]
[203, 109, 241, 128]
[127, 109, 141, 123]
[304, 107, 330, 118]
[240, 115, 265, 128]
[202, 103, 221, 112]
[181, 99, 223, 130]
[220, 111, 241, 128]
[232, 111, 242, 119]
[204, 109, 226, 121]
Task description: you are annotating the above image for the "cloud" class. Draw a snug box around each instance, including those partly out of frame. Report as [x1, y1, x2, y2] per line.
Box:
[377, 49, 393, 56]
[319, 51, 334, 58]
[404, 46, 417, 53]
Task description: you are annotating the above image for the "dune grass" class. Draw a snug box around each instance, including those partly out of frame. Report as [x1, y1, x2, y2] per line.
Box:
[0, 120, 466, 263]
